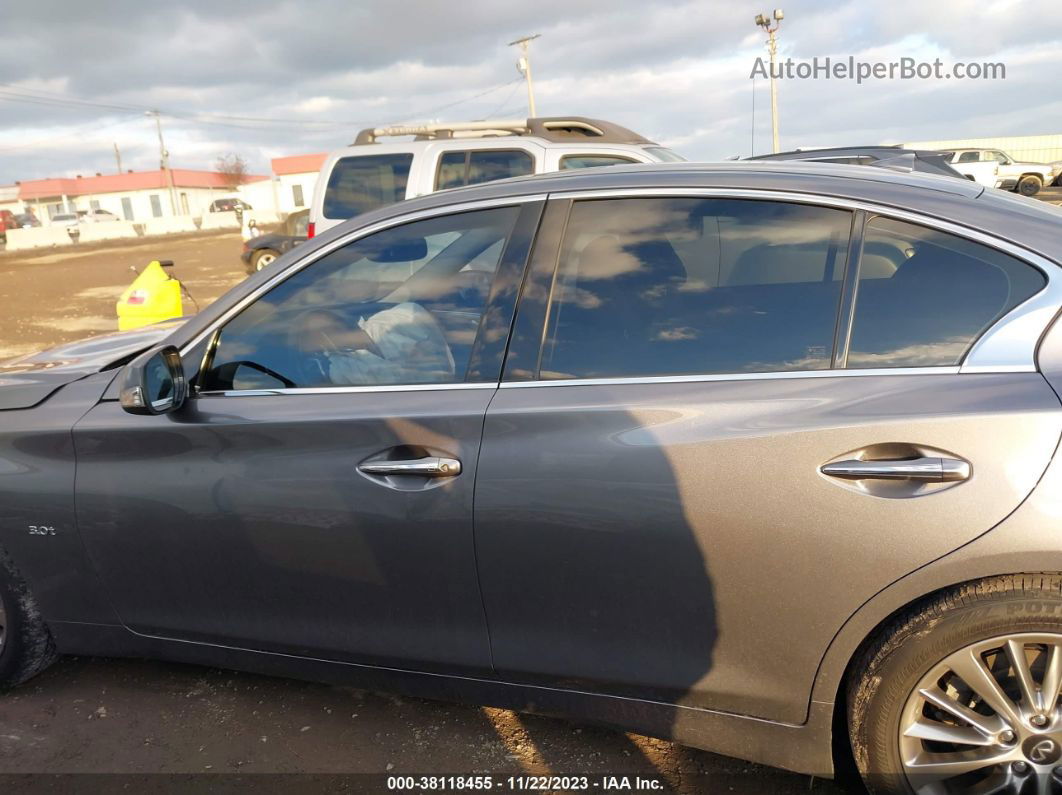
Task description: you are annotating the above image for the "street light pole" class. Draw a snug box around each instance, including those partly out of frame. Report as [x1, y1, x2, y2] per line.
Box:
[509, 34, 541, 118]
[754, 9, 784, 153]
[146, 110, 178, 214]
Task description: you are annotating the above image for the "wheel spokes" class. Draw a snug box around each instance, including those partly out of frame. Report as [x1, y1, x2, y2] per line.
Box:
[949, 648, 1024, 727]
[1004, 639, 1039, 712]
[905, 747, 1013, 783]
[904, 716, 997, 747]
[918, 685, 1005, 738]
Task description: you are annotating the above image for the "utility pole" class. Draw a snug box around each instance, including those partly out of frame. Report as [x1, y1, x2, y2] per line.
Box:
[754, 10, 784, 153]
[146, 110, 178, 214]
[113, 142, 123, 174]
[509, 34, 541, 118]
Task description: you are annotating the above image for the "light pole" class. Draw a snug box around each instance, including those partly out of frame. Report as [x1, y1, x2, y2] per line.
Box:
[509, 34, 541, 118]
[146, 110, 178, 215]
[754, 9, 784, 153]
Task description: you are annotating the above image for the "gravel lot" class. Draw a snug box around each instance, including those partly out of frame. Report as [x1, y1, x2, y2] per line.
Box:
[0, 231, 851, 792]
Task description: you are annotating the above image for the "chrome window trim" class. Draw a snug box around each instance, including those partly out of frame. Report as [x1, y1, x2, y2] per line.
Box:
[500, 366, 962, 389]
[198, 382, 498, 398]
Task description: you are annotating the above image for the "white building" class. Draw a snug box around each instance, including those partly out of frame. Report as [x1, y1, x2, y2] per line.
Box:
[14, 168, 268, 226]
[269, 153, 326, 213]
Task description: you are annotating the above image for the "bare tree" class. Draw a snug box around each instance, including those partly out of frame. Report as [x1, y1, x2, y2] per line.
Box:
[215, 153, 250, 192]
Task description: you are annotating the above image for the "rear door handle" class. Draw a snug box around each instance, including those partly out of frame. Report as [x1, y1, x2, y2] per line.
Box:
[358, 456, 462, 477]
[821, 457, 970, 482]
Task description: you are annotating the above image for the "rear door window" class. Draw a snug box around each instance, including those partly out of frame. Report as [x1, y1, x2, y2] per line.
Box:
[847, 217, 1045, 368]
[435, 150, 534, 190]
[535, 197, 852, 380]
[323, 153, 413, 220]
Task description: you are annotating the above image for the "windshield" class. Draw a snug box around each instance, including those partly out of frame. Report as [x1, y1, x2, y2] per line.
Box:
[323, 153, 414, 220]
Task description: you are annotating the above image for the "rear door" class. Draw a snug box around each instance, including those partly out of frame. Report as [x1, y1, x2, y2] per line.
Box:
[473, 193, 1062, 724]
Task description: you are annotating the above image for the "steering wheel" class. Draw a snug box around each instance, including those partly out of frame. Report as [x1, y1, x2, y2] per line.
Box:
[290, 309, 382, 385]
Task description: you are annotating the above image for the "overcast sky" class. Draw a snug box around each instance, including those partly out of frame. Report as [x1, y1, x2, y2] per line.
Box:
[0, 0, 1059, 183]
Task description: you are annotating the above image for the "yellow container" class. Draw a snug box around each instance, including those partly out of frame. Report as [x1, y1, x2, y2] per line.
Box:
[116, 260, 183, 331]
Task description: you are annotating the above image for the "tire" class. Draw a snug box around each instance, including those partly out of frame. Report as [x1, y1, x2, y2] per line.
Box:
[849, 575, 1062, 794]
[251, 249, 279, 271]
[1017, 175, 1043, 196]
[0, 550, 59, 689]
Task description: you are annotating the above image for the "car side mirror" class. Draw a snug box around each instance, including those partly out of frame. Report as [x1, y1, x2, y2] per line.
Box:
[119, 345, 187, 415]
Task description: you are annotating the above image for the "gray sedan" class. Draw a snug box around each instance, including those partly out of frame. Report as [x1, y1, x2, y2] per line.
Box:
[3, 161, 1062, 793]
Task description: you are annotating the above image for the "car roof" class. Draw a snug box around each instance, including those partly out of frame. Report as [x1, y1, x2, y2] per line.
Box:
[311, 160, 1061, 266]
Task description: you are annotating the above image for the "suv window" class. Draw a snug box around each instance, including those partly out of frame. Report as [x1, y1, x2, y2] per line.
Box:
[435, 150, 534, 190]
[847, 217, 1045, 368]
[323, 153, 413, 219]
[537, 197, 852, 380]
[560, 155, 638, 170]
[202, 207, 520, 391]
[957, 151, 980, 163]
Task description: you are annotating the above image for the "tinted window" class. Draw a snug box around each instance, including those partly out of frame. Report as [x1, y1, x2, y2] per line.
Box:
[202, 207, 519, 391]
[957, 151, 980, 163]
[323, 153, 413, 219]
[847, 217, 1045, 368]
[560, 155, 638, 169]
[435, 150, 534, 190]
[538, 198, 852, 380]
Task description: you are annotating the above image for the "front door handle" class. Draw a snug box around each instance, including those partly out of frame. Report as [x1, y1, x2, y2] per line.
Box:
[821, 456, 970, 482]
[358, 456, 462, 477]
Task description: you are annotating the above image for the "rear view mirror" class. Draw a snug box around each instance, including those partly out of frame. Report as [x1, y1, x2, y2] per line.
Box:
[119, 345, 187, 415]
[366, 237, 428, 263]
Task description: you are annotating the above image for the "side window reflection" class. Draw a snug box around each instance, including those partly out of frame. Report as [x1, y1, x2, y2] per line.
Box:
[539, 197, 852, 380]
[202, 207, 520, 391]
[846, 217, 1045, 368]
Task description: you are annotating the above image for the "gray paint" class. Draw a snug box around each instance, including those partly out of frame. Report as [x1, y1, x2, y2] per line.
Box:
[1, 161, 1062, 778]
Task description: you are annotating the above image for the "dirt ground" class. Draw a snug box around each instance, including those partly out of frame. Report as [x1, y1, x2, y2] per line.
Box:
[0, 231, 247, 361]
[0, 232, 852, 792]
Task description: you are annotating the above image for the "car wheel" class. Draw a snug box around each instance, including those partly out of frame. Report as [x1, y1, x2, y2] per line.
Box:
[252, 249, 279, 271]
[849, 575, 1062, 794]
[1017, 175, 1043, 196]
[0, 551, 59, 689]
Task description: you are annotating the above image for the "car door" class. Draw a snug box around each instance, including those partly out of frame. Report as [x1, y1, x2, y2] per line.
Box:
[473, 194, 1062, 724]
[73, 200, 542, 674]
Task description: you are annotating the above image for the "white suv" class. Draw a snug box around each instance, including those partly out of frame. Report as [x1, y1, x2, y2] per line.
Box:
[308, 116, 683, 237]
[943, 148, 1060, 196]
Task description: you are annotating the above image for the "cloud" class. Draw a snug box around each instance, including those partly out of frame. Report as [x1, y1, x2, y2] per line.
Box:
[0, 0, 1059, 182]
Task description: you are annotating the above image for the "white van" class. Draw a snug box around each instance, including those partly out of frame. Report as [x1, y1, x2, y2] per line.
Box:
[308, 116, 683, 237]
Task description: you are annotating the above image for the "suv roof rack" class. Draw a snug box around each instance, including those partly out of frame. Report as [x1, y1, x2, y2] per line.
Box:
[352, 116, 654, 146]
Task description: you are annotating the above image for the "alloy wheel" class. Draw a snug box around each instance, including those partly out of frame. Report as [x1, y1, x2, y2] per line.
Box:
[255, 252, 277, 270]
[900, 632, 1062, 793]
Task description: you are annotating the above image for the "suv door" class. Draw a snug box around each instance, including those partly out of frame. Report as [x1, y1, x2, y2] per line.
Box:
[73, 201, 541, 673]
[473, 195, 1062, 724]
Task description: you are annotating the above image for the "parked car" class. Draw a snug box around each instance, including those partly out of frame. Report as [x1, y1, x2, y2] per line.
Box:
[241, 208, 308, 273]
[49, 213, 79, 227]
[0, 210, 18, 242]
[5, 162, 1062, 793]
[942, 148, 1061, 196]
[308, 115, 685, 237]
[208, 198, 252, 213]
[76, 209, 119, 223]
